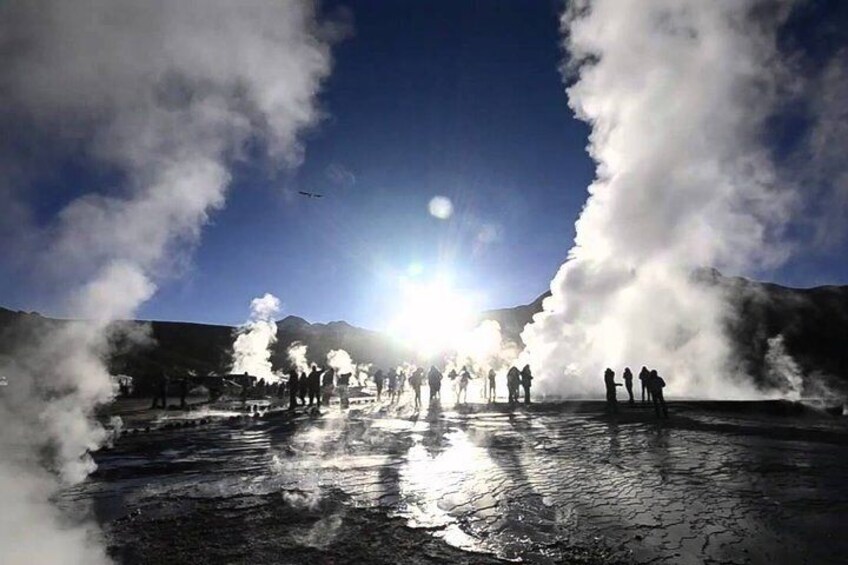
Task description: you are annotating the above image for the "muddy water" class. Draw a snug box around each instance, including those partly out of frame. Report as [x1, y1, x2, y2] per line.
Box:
[65, 400, 848, 564]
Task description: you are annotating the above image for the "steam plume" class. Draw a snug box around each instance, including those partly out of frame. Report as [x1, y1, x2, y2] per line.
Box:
[0, 1, 339, 562]
[287, 341, 311, 374]
[522, 0, 797, 398]
[450, 320, 519, 376]
[327, 349, 355, 376]
[232, 293, 282, 381]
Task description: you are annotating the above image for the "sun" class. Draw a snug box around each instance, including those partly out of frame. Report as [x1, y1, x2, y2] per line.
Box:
[388, 276, 476, 357]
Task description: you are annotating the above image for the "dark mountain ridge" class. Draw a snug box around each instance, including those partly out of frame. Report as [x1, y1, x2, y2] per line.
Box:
[1, 272, 846, 396]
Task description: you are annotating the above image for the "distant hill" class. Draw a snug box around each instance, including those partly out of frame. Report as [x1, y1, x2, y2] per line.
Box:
[1, 271, 846, 395]
[709, 271, 848, 391]
[0, 307, 415, 391]
[477, 292, 549, 345]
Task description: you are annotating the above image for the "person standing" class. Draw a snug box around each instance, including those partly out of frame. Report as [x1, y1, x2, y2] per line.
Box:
[428, 366, 442, 401]
[623, 367, 634, 405]
[506, 366, 520, 404]
[288, 369, 299, 410]
[337, 372, 351, 409]
[307, 365, 321, 406]
[151, 371, 169, 409]
[398, 369, 407, 394]
[298, 371, 308, 406]
[487, 369, 497, 403]
[520, 364, 533, 405]
[639, 366, 651, 403]
[410, 367, 424, 410]
[604, 368, 621, 413]
[321, 368, 335, 406]
[387, 369, 399, 404]
[458, 366, 472, 405]
[373, 369, 385, 401]
[648, 369, 668, 419]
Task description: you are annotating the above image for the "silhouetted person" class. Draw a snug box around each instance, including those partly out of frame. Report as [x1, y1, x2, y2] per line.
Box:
[387, 369, 399, 403]
[520, 364, 533, 405]
[506, 366, 520, 404]
[447, 368, 458, 382]
[151, 372, 169, 409]
[458, 366, 472, 404]
[623, 367, 634, 405]
[648, 369, 668, 419]
[307, 365, 321, 406]
[337, 372, 351, 409]
[639, 366, 651, 403]
[428, 366, 442, 400]
[604, 368, 621, 413]
[410, 367, 424, 410]
[321, 368, 335, 406]
[373, 369, 385, 401]
[298, 371, 308, 405]
[487, 369, 497, 402]
[179, 377, 189, 410]
[288, 369, 299, 410]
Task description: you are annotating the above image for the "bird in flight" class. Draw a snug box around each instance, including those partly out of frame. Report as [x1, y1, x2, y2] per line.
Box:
[298, 191, 324, 199]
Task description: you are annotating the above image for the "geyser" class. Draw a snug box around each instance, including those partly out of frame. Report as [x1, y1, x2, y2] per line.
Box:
[232, 293, 283, 382]
[522, 0, 800, 398]
[0, 1, 340, 562]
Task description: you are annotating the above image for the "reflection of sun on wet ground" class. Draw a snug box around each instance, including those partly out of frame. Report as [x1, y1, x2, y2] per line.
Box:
[398, 428, 497, 550]
[64, 400, 848, 564]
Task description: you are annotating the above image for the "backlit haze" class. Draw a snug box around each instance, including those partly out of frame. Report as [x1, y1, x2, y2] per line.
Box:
[1, 3, 847, 563]
[3, 1, 846, 336]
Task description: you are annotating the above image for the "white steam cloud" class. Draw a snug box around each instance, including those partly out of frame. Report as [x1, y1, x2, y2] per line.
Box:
[327, 349, 355, 376]
[232, 293, 283, 382]
[0, 1, 339, 563]
[763, 335, 803, 400]
[522, 0, 798, 398]
[450, 320, 519, 376]
[287, 341, 311, 374]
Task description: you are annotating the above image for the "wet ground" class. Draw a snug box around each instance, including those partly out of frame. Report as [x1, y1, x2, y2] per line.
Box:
[65, 396, 848, 564]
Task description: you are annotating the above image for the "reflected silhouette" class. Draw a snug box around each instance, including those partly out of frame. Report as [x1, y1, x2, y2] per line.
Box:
[422, 403, 449, 458]
[603, 420, 621, 464]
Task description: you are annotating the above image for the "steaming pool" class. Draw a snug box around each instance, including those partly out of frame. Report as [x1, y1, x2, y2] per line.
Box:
[63, 399, 848, 564]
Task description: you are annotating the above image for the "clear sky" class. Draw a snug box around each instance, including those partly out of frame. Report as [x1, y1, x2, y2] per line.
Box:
[145, 0, 596, 328]
[2, 0, 847, 329]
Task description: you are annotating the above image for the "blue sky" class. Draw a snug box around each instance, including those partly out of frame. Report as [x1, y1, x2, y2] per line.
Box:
[3, 0, 847, 329]
[145, 0, 594, 328]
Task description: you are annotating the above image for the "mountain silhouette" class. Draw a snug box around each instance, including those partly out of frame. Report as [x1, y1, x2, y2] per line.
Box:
[1, 271, 846, 397]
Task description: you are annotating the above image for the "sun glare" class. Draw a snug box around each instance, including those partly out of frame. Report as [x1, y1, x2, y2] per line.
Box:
[389, 277, 476, 357]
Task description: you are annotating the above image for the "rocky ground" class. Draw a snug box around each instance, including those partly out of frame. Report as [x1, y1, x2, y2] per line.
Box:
[65, 396, 848, 564]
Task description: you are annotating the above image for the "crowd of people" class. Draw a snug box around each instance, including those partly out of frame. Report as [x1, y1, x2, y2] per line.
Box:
[150, 363, 671, 420]
[603, 366, 668, 418]
[281, 363, 538, 411]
